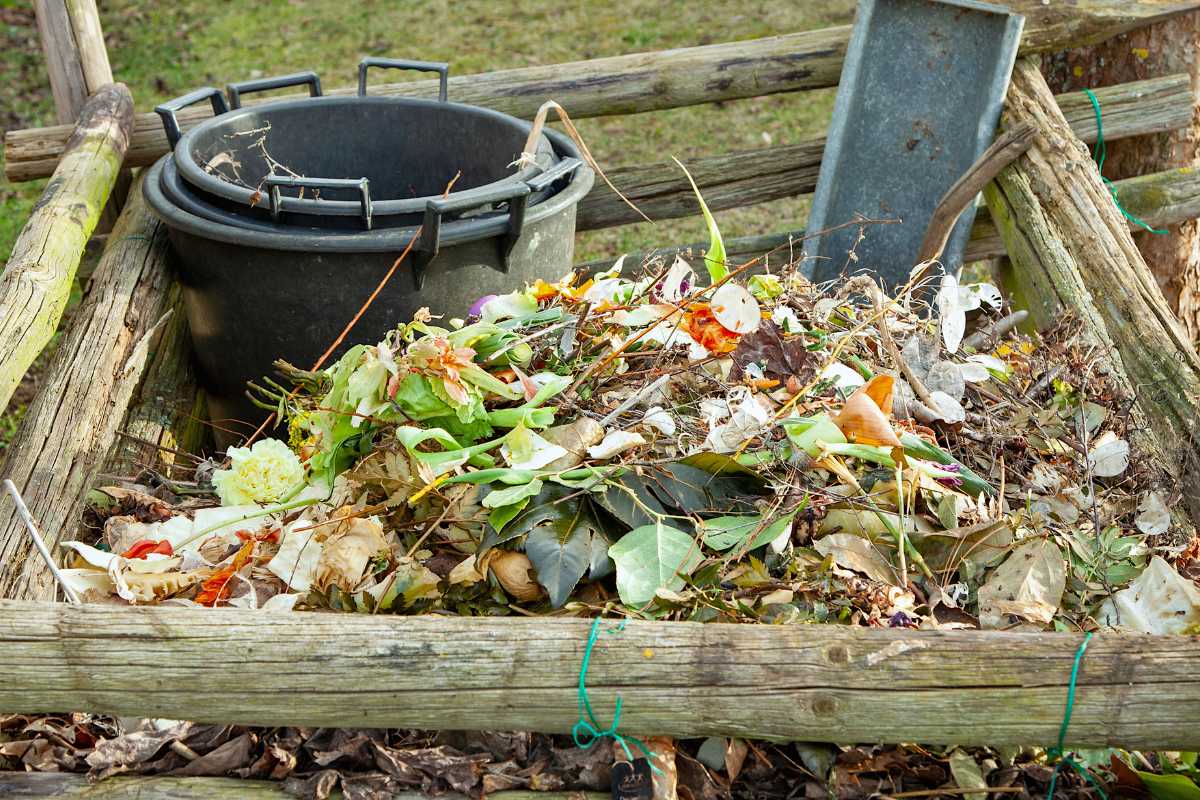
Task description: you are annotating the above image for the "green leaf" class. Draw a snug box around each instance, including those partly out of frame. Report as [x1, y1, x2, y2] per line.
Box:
[700, 516, 763, 552]
[673, 158, 727, 283]
[784, 413, 846, 457]
[899, 431, 994, 497]
[593, 473, 670, 530]
[526, 523, 594, 608]
[488, 498, 530, 534]
[482, 479, 545, 509]
[392, 373, 454, 420]
[699, 513, 792, 553]
[608, 522, 703, 606]
[1139, 772, 1200, 800]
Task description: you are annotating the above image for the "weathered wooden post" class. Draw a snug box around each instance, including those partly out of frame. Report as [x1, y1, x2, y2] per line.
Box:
[0, 83, 133, 412]
[0, 177, 192, 601]
[984, 58, 1200, 525]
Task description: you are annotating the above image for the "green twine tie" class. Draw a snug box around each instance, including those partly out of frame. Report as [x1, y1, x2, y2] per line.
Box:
[1045, 632, 1108, 800]
[1083, 88, 1167, 235]
[573, 617, 662, 774]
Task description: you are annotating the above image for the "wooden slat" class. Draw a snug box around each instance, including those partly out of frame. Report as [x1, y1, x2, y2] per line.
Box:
[0, 601, 1197, 749]
[577, 74, 1192, 231]
[63, 0, 112, 93]
[5, 2, 1197, 182]
[33, 0, 87, 125]
[0, 179, 178, 601]
[0, 83, 133, 412]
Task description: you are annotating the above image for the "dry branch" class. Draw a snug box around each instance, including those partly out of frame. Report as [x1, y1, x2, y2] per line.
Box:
[4, 9, 1195, 182]
[0, 602, 1197, 749]
[0, 177, 181, 601]
[0, 83, 133, 412]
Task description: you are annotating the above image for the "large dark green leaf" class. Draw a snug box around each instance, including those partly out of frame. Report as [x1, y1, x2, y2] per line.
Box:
[592, 473, 670, 529]
[526, 525, 593, 608]
[650, 453, 766, 515]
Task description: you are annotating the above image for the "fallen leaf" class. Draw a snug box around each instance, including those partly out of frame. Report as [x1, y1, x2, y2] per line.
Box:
[1135, 491, 1171, 536]
[1088, 432, 1129, 478]
[947, 748, 989, 800]
[608, 522, 703, 606]
[977, 538, 1065, 628]
[814, 533, 897, 584]
[314, 515, 390, 594]
[1098, 556, 1200, 634]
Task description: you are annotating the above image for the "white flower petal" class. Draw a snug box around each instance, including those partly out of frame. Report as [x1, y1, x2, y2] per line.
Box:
[937, 273, 966, 354]
[821, 362, 866, 390]
[641, 406, 677, 436]
[1088, 433, 1129, 478]
[710, 283, 761, 334]
[929, 391, 966, 424]
[587, 430, 647, 460]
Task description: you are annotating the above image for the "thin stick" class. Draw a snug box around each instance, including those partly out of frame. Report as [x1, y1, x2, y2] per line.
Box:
[883, 787, 1023, 799]
[915, 121, 1036, 269]
[245, 228, 422, 446]
[2, 479, 82, 604]
[598, 374, 671, 427]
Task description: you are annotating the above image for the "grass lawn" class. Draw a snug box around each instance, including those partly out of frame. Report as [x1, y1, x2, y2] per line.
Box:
[0, 0, 852, 448]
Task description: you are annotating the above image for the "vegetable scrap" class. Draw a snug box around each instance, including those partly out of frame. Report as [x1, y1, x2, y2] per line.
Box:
[67, 224, 1198, 635]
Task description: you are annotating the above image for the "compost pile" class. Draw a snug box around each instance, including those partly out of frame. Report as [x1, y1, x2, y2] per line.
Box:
[62, 220, 1200, 635]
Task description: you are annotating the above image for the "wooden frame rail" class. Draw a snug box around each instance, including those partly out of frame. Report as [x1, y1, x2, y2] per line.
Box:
[1, 602, 1197, 749]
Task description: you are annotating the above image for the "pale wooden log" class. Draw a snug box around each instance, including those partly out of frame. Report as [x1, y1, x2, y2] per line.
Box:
[0, 178, 180, 601]
[0, 602, 1197, 749]
[0, 773, 605, 800]
[63, 0, 112, 92]
[33, 0, 87, 125]
[5, 4, 1197, 182]
[0, 83, 133, 413]
[983, 58, 1200, 525]
[578, 164, 1200, 272]
[575, 75, 1191, 231]
[99, 279, 209, 480]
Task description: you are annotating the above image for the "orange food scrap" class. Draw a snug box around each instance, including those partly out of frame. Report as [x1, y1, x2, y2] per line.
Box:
[195, 540, 255, 607]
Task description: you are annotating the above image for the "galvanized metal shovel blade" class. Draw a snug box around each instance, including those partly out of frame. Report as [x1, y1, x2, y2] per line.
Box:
[802, 0, 1023, 292]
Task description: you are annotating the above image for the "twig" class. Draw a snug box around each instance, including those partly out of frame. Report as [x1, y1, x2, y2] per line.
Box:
[2, 480, 82, 604]
[963, 310, 1029, 350]
[882, 787, 1023, 799]
[915, 121, 1036, 270]
[597, 374, 671, 427]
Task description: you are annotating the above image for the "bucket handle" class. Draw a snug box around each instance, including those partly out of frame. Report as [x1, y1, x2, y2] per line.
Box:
[154, 88, 229, 149]
[357, 57, 449, 102]
[226, 71, 323, 109]
[413, 182, 531, 290]
[263, 175, 373, 229]
[526, 157, 583, 193]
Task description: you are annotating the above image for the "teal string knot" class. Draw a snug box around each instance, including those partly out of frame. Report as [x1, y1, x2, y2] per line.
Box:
[1083, 88, 1167, 235]
[1045, 632, 1108, 800]
[573, 617, 663, 774]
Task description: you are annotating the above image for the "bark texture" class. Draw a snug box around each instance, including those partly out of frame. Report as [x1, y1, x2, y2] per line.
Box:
[1044, 12, 1200, 337]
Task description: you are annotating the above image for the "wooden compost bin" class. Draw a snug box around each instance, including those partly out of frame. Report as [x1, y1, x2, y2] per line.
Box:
[2, 1, 1200, 796]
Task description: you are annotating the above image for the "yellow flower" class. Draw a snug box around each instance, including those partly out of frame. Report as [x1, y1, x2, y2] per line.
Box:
[211, 439, 305, 506]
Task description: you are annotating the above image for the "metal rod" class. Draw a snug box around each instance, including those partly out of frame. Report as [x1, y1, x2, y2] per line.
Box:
[1, 479, 82, 604]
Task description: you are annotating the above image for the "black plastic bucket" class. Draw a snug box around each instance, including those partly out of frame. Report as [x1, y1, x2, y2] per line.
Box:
[143, 143, 593, 440]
